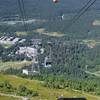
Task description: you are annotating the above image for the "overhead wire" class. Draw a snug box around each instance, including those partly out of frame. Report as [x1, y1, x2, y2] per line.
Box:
[61, 0, 97, 67]
[66, 0, 92, 28]
[1, 0, 29, 33]
[64, 0, 97, 31]
[17, 0, 27, 31]
[2, 0, 96, 33]
[21, 0, 30, 31]
[17, 0, 29, 32]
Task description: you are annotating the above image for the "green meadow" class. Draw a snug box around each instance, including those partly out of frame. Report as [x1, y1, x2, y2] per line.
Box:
[0, 74, 100, 100]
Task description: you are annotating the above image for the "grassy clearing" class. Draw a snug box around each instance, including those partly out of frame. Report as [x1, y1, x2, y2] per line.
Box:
[92, 20, 100, 26]
[0, 96, 21, 100]
[1, 44, 13, 48]
[16, 31, 30, 36]
[0, 74, 100, 100]
[82, 39, 100, 48]
[0, 61, 32, 71]
[88, 65, 100, 72]
[34, 28, 65, 37]
[16, 28, 65, 37]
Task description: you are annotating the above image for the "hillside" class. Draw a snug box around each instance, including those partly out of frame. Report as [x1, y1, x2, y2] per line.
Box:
[0, 61, 32, 71]
[0, 1, 100, 99]
[0, 74, 100, 100]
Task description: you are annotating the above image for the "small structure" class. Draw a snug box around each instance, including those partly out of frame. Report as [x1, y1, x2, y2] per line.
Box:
[44, 41, 52, 68]
[12, 37, 20, 44]
[31, 57, 40, 75]
[40, 48, 44, 54]
[0, 36, 25, 45]
[44, 57, 52, 68]
[22, 69, 29, 75]
[23, 97, 30, 100]
[16, 47, 38, 58]
[22, 69, 40, 75]
[31, 39, 42, 45]
[22, 46, 40, 75]
[19, 39, 26, 43]
[61, 14, 65, 20]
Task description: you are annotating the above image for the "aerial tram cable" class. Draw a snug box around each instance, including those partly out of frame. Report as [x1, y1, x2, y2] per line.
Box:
[17, 0, 28, 32]
[66, 0, 92, 28]
[67, 0, 97, 63]
[57, 0, 97, 66]
[64, 0, 97, 32]
[17, 0, 27, 31]
[51, 0, 96, 37]
[21, 0, 30, 31]
[1, 0, 27, 33]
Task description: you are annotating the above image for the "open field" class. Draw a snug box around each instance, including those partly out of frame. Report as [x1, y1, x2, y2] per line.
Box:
[0, 95, 21, 100]
[92, 20, 100, 26]
[34, 28, 65, 37]
[0, 74, 100, 100]
[0, 61, 32, 71]
[85, 65, 100, 77]
[16, 31, 29, 36]
[16, 28, 65, 37]
[82, 39, 100, 48]
[0, 96, 20, 100]
[85, 70, 100, 77]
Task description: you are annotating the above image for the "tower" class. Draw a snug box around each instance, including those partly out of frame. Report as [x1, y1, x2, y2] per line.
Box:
[31, 55, 40, 75]
[30, 39, 42, 75]
[44, 41, 52, 68]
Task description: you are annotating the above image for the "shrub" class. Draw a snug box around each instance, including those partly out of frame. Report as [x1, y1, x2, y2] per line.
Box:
[17, 85, 38, 97]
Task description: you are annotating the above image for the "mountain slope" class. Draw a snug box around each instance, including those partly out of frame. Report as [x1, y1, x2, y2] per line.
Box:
[0, 74, 100, 100]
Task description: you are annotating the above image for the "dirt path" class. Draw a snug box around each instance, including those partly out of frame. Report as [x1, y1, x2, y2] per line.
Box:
[85, 71, 100, 77]
[72, 89, 100, 100]
[0, 92, 29, 100]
